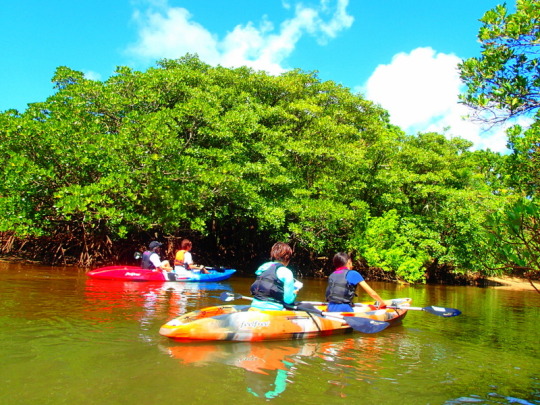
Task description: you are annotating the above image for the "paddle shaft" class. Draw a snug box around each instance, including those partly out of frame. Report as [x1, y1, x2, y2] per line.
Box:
[300, 300, 384, 309]
[299, 301, 461, 317]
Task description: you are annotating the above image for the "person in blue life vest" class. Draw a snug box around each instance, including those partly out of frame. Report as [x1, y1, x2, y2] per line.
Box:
[173, 239, 209, 275]
[250, 242, 302, 311]
[326, 252, 386, 312]
[141, 241, 173, 272]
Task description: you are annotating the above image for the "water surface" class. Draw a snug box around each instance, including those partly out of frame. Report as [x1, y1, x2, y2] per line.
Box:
[1, 262, 538, 404]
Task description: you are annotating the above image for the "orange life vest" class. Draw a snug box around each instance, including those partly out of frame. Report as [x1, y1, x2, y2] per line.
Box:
[174, 250, 188, 267]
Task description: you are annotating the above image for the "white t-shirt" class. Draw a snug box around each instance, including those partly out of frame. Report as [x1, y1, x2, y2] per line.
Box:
[174, 251, 194, 273]
[183, 251, 193, 266]
[150, 252, 168, 270]
[150, 252, 162, 268]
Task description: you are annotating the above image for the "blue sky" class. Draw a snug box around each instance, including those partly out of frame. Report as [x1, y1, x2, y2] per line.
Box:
[1, 0, 515, 151]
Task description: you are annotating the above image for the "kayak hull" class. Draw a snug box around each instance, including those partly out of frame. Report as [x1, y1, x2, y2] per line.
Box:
[159, 298, 410, 342]
[87, 265, 236, 282]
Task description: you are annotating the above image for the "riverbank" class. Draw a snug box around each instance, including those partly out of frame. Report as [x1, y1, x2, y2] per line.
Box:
[484, 275, 539, 292]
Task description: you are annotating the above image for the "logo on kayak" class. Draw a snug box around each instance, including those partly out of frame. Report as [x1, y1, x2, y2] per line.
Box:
[240, 320, 270, 329]
[125, 272, 141, 277]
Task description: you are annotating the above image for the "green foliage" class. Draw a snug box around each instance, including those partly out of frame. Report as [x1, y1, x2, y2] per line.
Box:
[458, 1, 540, 279]
[506, 122, 540, 198]
[0, 54, 518, 281]
[0, 56, 397, 265]
[459, 0, 540, 123]
[486, 197, 540, 274]
[350, 210, 429, 283]
[429, 189, 502, 273]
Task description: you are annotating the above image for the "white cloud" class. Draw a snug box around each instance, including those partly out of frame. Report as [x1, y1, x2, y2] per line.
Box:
[125, 3, 511, 153]
[127, 8, 221, 64]
[362, 47, 510, 153]
[126, 0, 353, 75]
[316, 0, 354, 41]
[84, 71, 102, 81]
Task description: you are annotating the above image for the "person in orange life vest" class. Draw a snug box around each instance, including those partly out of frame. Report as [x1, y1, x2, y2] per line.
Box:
[326, 252, 386, 312]
[141, 241, 173, 272]
[174, 239, 209, 274]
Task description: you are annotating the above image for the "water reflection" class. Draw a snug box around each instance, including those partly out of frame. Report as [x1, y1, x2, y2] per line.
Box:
[159, 334, 396, 400]
[445, 387, 540, 405]
[84, 279, 233, 326]
[162, 341, 304, 399]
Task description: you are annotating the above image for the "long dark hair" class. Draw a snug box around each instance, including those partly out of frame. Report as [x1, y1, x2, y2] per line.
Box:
[333, 252, 350, 268]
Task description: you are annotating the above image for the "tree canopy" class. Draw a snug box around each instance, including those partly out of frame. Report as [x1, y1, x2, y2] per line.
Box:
[459, 0, 540, 124]
[459, 0, 539, 287]
[0, 53, 529, 283]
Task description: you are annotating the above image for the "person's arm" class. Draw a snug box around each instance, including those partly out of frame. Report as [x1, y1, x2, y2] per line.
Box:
[358, 281, 386, 309]
[185, 252, 205, 271]
[150, 253, 163, 271]
[277, 267, 297, 305]
[183, 252, 194, 269]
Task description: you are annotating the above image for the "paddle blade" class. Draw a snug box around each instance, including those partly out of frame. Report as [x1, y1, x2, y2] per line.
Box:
[423, 306, 461, 317]
[219, 292, 243, 302]
[345, 317, 389, 334]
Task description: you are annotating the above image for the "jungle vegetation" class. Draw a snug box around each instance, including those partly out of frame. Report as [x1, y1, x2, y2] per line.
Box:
[0, 1, 538, 284]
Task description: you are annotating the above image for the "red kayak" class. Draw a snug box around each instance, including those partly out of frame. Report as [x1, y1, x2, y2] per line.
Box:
[87, 265, 236, 282]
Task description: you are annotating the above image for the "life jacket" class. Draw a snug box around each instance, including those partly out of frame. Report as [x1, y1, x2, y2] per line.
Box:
[174, 250, 189, 268]
[141, 250, 156, 270]
[325, 270, 356, 304]
[250, 262, 285, 304]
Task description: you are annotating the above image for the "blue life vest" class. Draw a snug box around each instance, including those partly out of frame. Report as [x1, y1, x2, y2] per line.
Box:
[250, 262, 285, 304]
[325, 270, 356, 304]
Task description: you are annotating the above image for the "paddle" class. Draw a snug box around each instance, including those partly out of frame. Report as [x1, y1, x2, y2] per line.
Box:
[398, 305, 461, 317]
[203, 266, 227, 273]
[300, 300, 461, 318]
[219, 292, 389, 334]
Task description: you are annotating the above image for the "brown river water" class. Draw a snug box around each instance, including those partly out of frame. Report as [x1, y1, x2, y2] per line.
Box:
[1, 261, 539, 405]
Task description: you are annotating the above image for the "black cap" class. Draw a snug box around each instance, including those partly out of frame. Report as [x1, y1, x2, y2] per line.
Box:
[149, 241, 162, 249]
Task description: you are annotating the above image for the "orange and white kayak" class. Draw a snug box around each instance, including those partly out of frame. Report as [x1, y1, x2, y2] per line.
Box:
[159, 298, 411, 342]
